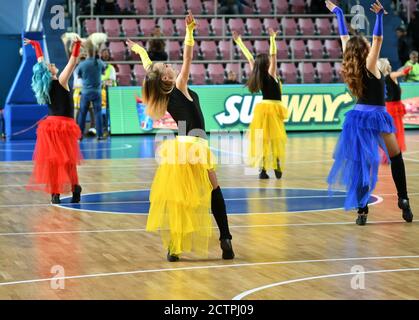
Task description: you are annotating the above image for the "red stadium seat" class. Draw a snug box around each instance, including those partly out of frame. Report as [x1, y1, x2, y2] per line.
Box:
[175, 19, 186, 36]
[280, 63, 298, 83]
[315, 18, 331, 35]
[85, 19, 102, 35]
[276, 40, 289, 59]
[210, 18, 223, 36]
[203, 0, 216, 14]
[246, 19, 263, 35]
[290, 39, 306, 59]
[307, 40, 323, 59]
[298, 62, 316, 83]
[207, 64, 225, 84]
[298, 18, 315, 36]
[254, 40, 269, 55]
[186, 0, 203, 14]
[122, 19, 139, 37]
[281, 18, 298, 36]
[133, 0, 151, 14]
[200, 41, 218, 60]
[154, 1, 168, 14]
[196, 19, 210, 36]
[273, 0, 288, 13]
[133, 64, 147, 85]
[170, 0, 185, 15]
[116, 64, 131, 86]
[109, 41, 126, 61]
[190, 64, 206, 85]
[334, 62, 343, 81]
[140, 19, 155, 36]
[324, 39, 341, 59]
[317, 62, 333, 83]
[290, 0, 306, 13]
[255, 0, 271, 14]
[218, 40, 233, 59]
[228, 18, 245, 35]
[168, 41, 181, 60]
[117, 0, 131, 12]
[263, 18, 280, 34]
[159, 18, 175, 36]
[226, 63, 240, 76]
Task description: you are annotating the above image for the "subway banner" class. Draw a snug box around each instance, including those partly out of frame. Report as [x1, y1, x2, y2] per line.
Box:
[108, 83, 419, 135]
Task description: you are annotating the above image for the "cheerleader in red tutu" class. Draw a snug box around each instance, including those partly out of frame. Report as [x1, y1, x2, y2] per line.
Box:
[25, 36, 83, 204]
[377, 58, 412, 154]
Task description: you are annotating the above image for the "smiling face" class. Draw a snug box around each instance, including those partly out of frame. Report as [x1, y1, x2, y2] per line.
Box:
[153, 62, 177, 83]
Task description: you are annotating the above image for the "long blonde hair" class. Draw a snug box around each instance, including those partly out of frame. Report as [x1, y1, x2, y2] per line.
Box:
[142, 64, 175, 120]
[341, 36, 370, 99]
[377, 58, 391, 76]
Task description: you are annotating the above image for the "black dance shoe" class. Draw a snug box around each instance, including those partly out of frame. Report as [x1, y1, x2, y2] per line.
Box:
[71, 185, 82, 203]
[398, 198, 413, 223]
[259, 169, 269, 179]
[220, 239, 235, 260]
[356, 206, 368, 226]
[274, 169, 282, 179]
[51, 194, 61, 204]
[167, 252, 180, 262]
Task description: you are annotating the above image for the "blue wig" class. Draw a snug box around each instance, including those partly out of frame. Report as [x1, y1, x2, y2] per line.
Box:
[31, 62, 52, 105]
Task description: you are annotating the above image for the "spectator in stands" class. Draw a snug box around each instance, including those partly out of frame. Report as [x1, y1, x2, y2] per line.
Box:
[77, 40, 107, 140]
[224, 70, 240, 84]
[404, 51, 419, 82]
[0, 108, 5, 140]
[147, 26, 168, 61]
[95, 0, 119, 15]
[218, 0, 251, 14]
[309, 0, 329, 14]
[101, 48, 116, 133]
[396, 26, 410, 66]
[407, 10, 419, 52]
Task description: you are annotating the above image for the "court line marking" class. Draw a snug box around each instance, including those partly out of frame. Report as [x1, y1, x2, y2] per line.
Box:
[0, 144, 133, 153]
[1, 255, 419, 288]
[232, 267, 419, 300]
[0, 219, 416, 237]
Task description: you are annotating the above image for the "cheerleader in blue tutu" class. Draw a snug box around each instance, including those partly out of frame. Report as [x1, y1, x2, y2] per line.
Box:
[326, 0, 413, 225]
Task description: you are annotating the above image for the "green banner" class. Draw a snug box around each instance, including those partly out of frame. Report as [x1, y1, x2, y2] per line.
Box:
[108, 83, 419, 134]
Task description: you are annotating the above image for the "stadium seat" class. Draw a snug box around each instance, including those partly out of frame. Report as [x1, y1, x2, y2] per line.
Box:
[85, 19, 102, 35]
[170, 0, 185, 14]
[186, 0, 203, 14]
[255, 0, 271, 14]
[109, 41, 126, 61]
[226, 63, 240, 76]
[211, 18, 223, 36]
[317, 62, 333, 83]
[117, 0, 131, 12]
[254, 40, 269, 55]
[133, 0, 151, 14]
[280, 63, 298, 83]
[324, 39, 341, 59]
[203, 0, 215, 14]
[307, 40, 323, 59]
[228, 18, 245, 35]
[200, 41, 218, 60]
[140, 19, 155, 36]
[116, 64, 131, 86]
[290, 0, 306, 13]
[218, 40, 233, 59]
[273, 0, 288, 13]
[190, 64, 206, 85]
[276, 40, 289, 59]
[207, 64, 225, 84]
[298, 62, 316, 83]
[246, 18, 263, 36]
[196, 19, 210, 36]
[122, 19, 139, 37]
[263, 18, 279, 33]
[154, 1, 168, 14]
[159, 18, 175, 36]
[168, 41, 181, 60]
[290, 39, 306, 59]
[104, 19, 120, 37]
[175, 19, 186, 36]
[315, 18, 331, 35]
[133, 64, 147, 85]
[334, 62, 343, 81]
[281, 18, 298, 36]
[298, 18, 315, 36]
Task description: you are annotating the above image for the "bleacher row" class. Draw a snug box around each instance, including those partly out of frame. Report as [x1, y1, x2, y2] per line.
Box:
[114, 0, 309, 15]
[79, 0, 347, 84]
[115, 61, 342, 85]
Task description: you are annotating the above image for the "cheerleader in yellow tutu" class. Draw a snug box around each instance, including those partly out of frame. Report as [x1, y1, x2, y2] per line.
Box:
[127, 11, 234, 262]
[233, 29, 288, 179]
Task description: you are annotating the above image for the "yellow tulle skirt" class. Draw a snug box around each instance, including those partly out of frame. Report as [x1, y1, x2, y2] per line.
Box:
[247, 100, 288, 170]
[146, 136, 216, 256]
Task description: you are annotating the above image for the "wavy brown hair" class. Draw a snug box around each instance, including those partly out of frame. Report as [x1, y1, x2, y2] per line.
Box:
[341, 36, 370, 99]
[142, 64, 175, 120]
[247, 54, 270, 93]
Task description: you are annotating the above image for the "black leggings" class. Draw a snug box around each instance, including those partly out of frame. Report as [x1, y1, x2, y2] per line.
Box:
[211, 187, 232, 240]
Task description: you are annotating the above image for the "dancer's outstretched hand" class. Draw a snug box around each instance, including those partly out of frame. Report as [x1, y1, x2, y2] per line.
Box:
[23, 38, 32, 46]
[268, 28, 278, 37]
[232, 31, 241, 41]
[370, 0, 388, 14]
[126, 39, 139, 51]
[325, 0, 338, 12]
[185, 10, 196, 30]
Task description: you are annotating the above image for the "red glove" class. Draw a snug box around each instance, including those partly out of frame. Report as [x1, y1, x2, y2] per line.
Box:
[28, 40, 44, 59]
[402, 66, 413, 75]
[71, 40, 82, 58]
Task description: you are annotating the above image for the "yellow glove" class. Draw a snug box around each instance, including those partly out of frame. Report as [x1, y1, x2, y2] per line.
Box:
[131, 43, 152, 70]
[234, 36, 254, 62]
[269, 33, 277, 56]
[185, 19, 196, 47]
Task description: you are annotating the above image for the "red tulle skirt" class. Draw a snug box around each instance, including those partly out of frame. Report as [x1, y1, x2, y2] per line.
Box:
[386, 101, 406, 152]
[27, 116, 82, 194]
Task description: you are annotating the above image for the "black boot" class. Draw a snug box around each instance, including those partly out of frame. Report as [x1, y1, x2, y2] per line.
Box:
[51, 194, 61, 204]
[398, 198, 413, 223]
[167, 251, 179, 262]
[259, 169, 269, 179]
[356, 206, 368, 226]
[274, 160, 282, 179]
[71, 185, 82, 203]
[220, 239, 235, 260]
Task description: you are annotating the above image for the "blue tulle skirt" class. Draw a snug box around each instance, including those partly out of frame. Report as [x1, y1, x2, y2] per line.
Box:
[327, 104, 395, 210]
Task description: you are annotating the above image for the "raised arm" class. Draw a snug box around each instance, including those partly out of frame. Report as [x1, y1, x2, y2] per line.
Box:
[126, 39, 153, 72]
[268, 28, 278, 78]
[23, 38, 45, 63]
[233, 31, 254, 71]
[176, 10, 196, 91]
[325, 0, 350, 53]
[59, 36, 82, 90]
[366, 1, 387, 73]
[390, 66, 413, 81]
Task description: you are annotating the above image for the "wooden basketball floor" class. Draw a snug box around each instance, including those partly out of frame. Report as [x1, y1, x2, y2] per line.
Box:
[0, 131, 418, 300]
